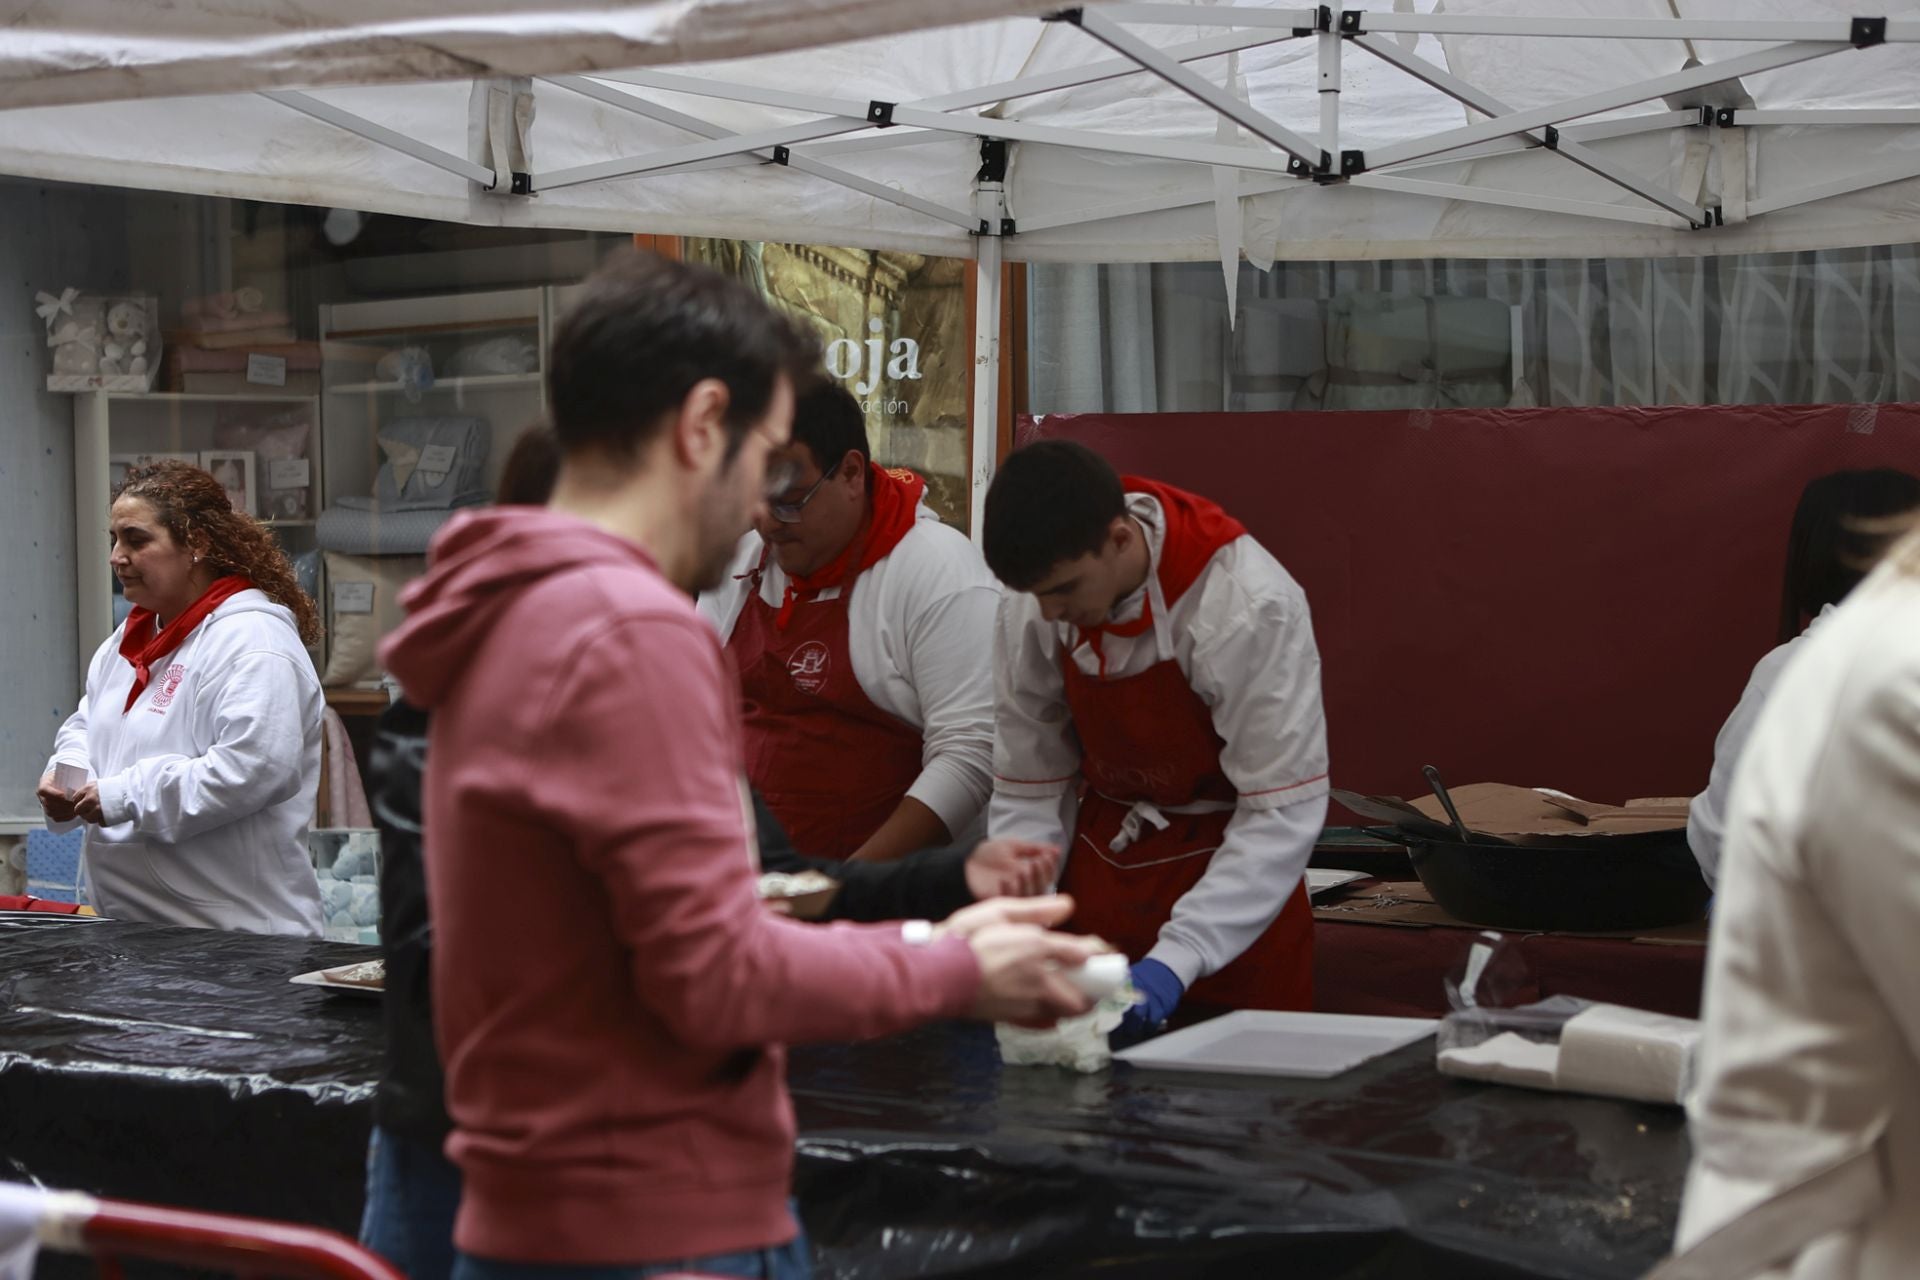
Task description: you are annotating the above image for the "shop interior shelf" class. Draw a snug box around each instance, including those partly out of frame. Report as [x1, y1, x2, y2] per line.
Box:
[325, 373, 541, 394]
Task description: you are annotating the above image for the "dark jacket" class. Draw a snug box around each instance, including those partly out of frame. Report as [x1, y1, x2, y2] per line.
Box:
[370, 700, 977, 1145]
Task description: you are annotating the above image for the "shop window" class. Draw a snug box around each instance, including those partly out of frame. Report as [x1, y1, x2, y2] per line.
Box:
[1029, 245, 1920, 413]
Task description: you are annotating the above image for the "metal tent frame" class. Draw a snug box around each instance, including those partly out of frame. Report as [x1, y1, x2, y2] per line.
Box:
[224, 6, 1920, 525]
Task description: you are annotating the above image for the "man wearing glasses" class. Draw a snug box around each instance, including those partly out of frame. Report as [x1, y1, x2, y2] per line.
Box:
[700, 381, 999, 864]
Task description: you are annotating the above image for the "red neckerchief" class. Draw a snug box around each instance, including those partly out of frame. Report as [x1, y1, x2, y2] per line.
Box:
[770, 464, 926, 630]
[1074, 594, 1154, 679]
[1071, 478, 1248, 678]
[119, 575, 253, 712]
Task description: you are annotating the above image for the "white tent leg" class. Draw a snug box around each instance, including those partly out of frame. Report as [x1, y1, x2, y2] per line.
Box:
[970, 192, 1007, 545]
[1319, 23, 1340, 156]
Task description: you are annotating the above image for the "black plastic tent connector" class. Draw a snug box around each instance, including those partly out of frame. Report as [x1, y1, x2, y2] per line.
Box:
[1851, 16, 1887, 47]
[978, 139, 1009, 184]
[510, 172, 532, 195]
[771, 146, 791, 166]
[867, 101, 896, 127]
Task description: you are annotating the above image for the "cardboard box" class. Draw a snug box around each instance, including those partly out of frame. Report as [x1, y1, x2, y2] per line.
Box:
[1333, 782, 1689, 845]
[1311, 880, 1706, 945]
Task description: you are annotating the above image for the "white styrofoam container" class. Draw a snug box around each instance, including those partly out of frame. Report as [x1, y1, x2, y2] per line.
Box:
[1114, 1010, 1438, 1079]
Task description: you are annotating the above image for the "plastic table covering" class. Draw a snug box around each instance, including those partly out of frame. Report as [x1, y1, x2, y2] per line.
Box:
[0, 918, 1690, 1279]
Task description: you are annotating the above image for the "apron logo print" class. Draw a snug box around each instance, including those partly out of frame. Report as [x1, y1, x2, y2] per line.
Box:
[148, 663, 187, 713]
[788, 641, 832, 695]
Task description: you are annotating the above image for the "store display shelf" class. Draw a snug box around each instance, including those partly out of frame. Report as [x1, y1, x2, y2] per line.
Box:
[323, 686, 391, 716]
[326, 373, 541, 394]
[104, 391, 317, 404]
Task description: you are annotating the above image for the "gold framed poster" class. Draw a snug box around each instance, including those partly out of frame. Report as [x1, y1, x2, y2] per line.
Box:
[684, 239, 972, 532]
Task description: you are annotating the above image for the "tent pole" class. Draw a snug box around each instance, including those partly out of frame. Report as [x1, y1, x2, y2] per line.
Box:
[970, 191, 1007, 545]
[1319, 23, 1340, 159]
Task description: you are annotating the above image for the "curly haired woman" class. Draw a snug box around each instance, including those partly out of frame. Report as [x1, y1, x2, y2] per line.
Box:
[37, 459, 327, 935]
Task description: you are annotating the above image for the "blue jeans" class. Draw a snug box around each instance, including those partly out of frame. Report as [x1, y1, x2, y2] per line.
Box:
[450, 1216, 810, 1280]
[359, 1126, 464, 1280]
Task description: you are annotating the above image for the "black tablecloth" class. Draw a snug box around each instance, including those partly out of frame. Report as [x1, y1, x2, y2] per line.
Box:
[0, 918, 1690, 1279]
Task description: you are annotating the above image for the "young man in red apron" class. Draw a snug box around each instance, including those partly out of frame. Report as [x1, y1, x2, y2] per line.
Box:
[983, 439, 1330, 1038]
[700, 382, 999, 863]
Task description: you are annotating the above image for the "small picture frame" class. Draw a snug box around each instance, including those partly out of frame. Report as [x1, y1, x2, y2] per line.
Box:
[199, 449, 257, 517]
[265, 487, 311, 521]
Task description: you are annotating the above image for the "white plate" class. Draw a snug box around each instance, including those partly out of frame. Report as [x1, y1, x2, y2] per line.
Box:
[1114, 1010, 1437, 1079]
[0, 910, 105, 926]
[1305, 868, 1370, 898]
[289, 961, 384, 997]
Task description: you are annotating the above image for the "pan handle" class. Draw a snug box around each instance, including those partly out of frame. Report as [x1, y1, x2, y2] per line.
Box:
[1422, 765, 1475, 844]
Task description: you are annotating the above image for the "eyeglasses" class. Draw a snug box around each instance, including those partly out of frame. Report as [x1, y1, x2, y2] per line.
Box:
[766, 468, 833, 524]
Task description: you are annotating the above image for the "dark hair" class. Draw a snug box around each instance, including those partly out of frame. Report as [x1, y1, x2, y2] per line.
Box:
[792, 380, 871, 478]
[114, 460, 322, 644]
[982, 440, 1127, 589]
[547, 252, 817, 462]
[1779, 467, 1920, 641]
[497, 422, 560, 506]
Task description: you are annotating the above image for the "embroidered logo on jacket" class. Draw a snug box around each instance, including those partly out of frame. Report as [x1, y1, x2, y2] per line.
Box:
[148, 664, 187, 713]
[788, 641, 832, 695]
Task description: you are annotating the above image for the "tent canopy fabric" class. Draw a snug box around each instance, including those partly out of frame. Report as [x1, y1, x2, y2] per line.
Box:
[1, 1, 1917, 263]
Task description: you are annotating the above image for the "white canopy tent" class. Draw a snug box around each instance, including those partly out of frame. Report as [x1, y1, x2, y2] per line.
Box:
[4, 0, 1920, 527]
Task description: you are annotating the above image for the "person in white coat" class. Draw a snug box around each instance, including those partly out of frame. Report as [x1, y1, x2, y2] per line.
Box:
[1687, 468, 1920, 886]
[699, 381, 998, 864]
[1651, 521, 1920, 1280]
[37, 459, 326, 935]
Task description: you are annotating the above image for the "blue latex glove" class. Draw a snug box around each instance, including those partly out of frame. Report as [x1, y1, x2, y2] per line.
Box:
[1113, 958, 1185, 1047]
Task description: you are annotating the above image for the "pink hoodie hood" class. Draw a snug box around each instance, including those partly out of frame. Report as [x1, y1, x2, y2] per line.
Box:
[380, 508, 658, 710]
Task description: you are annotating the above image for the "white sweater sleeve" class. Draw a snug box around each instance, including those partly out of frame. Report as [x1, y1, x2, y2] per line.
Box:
[1688, 644, 1795, 890]
[989, 593, 1083, 850]
[42, 697, 94, 834]
[94, 651, 314, 845]
[1146, 565, 1330, 985]
[1146, 796, 1326, 987]
[897, 577, 1000, 838]
[1806, 626, 1920, 1062]
[44, 638, 112, 834]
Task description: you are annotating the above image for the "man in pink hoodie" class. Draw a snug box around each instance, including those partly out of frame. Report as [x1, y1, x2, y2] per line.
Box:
[380, 253, 1098, 1280]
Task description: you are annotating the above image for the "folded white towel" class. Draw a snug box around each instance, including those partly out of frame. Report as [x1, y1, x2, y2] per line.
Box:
[1437, 1031, 1561, 1090]
[1555, 1003, 1699, 1105]
[1435, 1003, 1700, 1105]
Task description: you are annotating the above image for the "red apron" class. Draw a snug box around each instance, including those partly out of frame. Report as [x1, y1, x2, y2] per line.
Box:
[727, 552, 924, 861]
[1057, 479, 1314, 1012]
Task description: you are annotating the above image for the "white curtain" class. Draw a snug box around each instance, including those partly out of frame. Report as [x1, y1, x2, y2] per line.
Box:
[1030, 244, 1920, 414]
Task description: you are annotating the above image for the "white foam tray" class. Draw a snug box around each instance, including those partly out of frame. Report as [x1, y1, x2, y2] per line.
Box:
[1306, 868, 1369, 897]
[1114, 1010, 1437, 1079]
